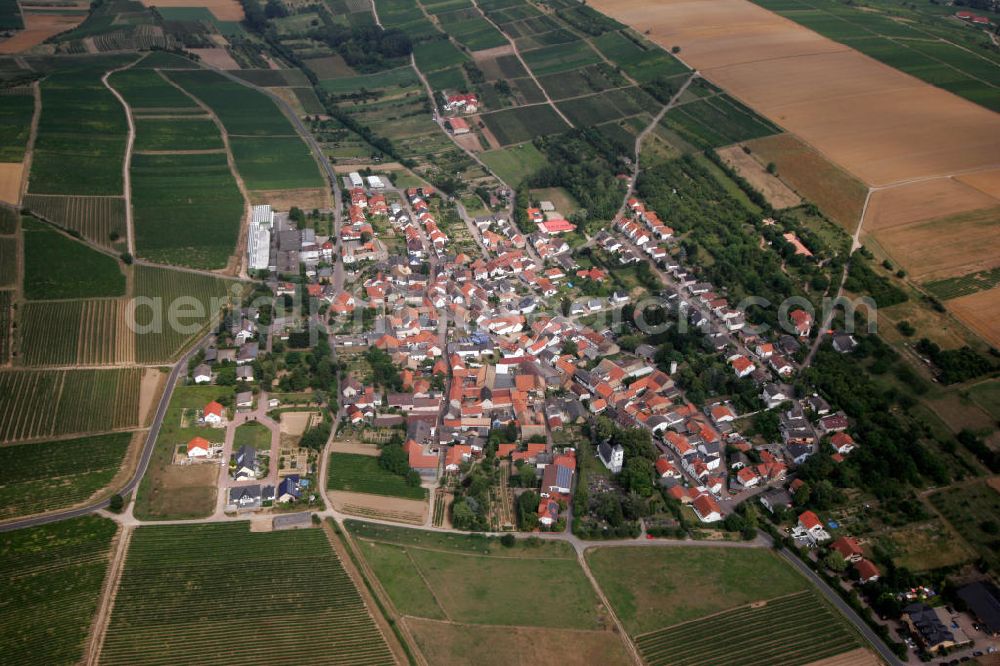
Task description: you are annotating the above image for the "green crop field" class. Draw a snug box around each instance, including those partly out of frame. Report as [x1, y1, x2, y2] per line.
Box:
[22, 218, 126, 299]
[327, 452, 429, 500]
[480, 104, 570, 145]
[165, 69, 299, 135]
[22, 195, 126, 248]
[635, 590, 862, 666]
[0, 432, 132, 519]
[521, 40, 601, 76]
[0, 236, 15, 287]
[229, 136, 324, 190]
[0, 0, 24, 29]
[0, 205, 16, 234]
[107, 68, 200, 110]
[437, 13, 508, 50]
[0, 516, 117, 665]
[352, 524, 601, 628]
[133, 265, 239, 362]
[557, 89, 632, 126]
[29, 61, 133, 195]
[0, 90, 33, 161]
[481, 142, 548, 185]
[662, 95, 781, 151]
[133, 117, 223, 152]
[413, 37, 469, 72]
[133, 50, 200, 69]
[230, 68, 310, 87]
[133, 384, 232, 521]
[592, 30, 689, 83]
[131, 152, 243, 269]
[587, 546, 809, 634]
[535, 63, 627, 100]
[426, 66, 467, 92]
[0, 368, 142, 442]
[20, 298, 133, 366]
[0, 291, 12, 364]
[100, 523, 395, 665]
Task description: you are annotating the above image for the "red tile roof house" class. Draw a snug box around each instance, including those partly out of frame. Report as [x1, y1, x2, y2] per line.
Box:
[829, 431, 856, 455]
[538, 498, 561, 526]
[187, 436, 212, 458]
[203, 400, 225, 425]
[730, 355, 755, 378]
[692, 493, 723, 523]
[854, 558, 881, 584]
[830, 536, 864, 563]
[538, 218, 576, 235]
[789, 309, 813, 338]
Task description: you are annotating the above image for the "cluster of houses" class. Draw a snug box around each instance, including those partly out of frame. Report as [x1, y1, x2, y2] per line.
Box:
[227, 474, 310, 512]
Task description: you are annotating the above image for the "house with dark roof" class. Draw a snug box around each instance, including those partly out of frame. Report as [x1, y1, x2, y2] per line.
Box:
[902, 603, 966, 653]
[232, 445, 258, 481]
[957, 581, 1000, 636]
[541, 463, 574, 496]
[228, 484, 262, 511]
[277, 475, 301, 503]
[759, 487, 793, 514]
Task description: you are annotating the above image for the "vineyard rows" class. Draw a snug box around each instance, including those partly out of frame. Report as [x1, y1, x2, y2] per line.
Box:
[0, 515, 117, 665]
[134, 265, 241, 363]
[21, 299, 135, 366]
[0, 368, 141, 441]
[22, 194, 126, 249]
[0, 237, 16, 286]
[0, 291, 12, 364]
[635, 591, 861, 666]
[0, 432, 132, 519]
[100, 523, 395, 665]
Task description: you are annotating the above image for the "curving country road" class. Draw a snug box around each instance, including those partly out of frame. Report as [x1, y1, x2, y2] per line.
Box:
[0, 335, 211, 533]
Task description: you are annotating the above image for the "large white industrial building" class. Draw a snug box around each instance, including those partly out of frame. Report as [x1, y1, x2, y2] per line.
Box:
[247, 204, 273, 271]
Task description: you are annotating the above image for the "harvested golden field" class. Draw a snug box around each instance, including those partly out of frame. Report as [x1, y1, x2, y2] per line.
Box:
[743, 133, 866, 231]
[142, 0, 243, 20]
[0, 12, 86, 53]
[188, 47, 240, 69]
[805, 648, 881, 666]
[865, 177, 998, 231]
[589, 0, 1000, 188]
[0, 163, 23, 205]
[404, 617, 632, 666]
[717, 144, 801, 209]
[957, 168, 1000, 200]
[947, 286, 1000, 348]
[871, 207, 1000, 281]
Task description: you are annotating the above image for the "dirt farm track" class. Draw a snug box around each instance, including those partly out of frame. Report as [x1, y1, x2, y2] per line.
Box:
[592, 0, 1000, 342]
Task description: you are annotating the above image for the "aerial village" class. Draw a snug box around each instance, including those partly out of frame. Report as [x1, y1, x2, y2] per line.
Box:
[164, 163, 1000, 660]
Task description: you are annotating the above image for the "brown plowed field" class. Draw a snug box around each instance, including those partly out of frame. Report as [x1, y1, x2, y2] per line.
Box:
[864, 178, 999, 231]
[141, 0, 243, 20]
[871, 206, 1000, 281]
[0, 12, 86, 53]
[0, 163, 23, 205]
[947, 286, 1000, 348]
[957, 169, 1000, 200]
[804, 647, 881, 666]
[589, 0, 1000, 187]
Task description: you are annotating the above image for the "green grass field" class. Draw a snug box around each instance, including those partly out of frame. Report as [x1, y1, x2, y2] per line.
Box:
[108, 68, 200, 110]
[929, 480, 1000, 572]
[132, 265, 238, 362]
[0, 0, 24, 29]
[133, 117, 223, 152]
[0, 432, 132, 520]
[29, 61, 133, 195]
[481, 142, 548, 185]
[521, 40, 601, 76]
[229, 135, 324, 190]
[22, 218, 125, 299]
[968, 379, 1000, 420]
[0, 516, 117, 665]
[327, 452, 428, 500]
[437, 13, 508, 51]
[586, 546, 809, 635]
[318, 66, 420, 94]
[635, 590, 862, 666]
[101, 523, 395, 665]
[131, 152, 243, 269]
[592, 30, 689, 83]
[0, 90, 33, 161]
[413, 37, 470, 72]
[353, 524, 600, 628]
[234, 422, 271, 450]
[133, 384, 233, 521]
